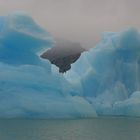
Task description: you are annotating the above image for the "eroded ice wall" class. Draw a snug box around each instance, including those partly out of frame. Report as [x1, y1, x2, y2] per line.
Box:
[65, 28, 140, 117]
[1, 12, 140, 118]
[0, 13, 96, 118]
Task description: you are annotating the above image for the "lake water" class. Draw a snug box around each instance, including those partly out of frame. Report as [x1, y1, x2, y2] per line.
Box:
[0, 117, 140, 140]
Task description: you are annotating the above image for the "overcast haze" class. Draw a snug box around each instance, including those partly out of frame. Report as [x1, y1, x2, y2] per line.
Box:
[0, 0, 140, 48]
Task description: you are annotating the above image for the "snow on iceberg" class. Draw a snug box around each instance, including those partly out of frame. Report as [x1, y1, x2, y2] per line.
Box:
[0, 13, 97, 118]
[65, 28, 140, 117]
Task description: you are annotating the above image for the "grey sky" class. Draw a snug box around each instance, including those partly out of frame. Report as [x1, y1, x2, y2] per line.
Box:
[0, 0, 140, 48]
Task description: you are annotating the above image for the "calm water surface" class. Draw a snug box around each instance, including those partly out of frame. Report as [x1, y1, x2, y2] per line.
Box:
[0, 117, 140, 140]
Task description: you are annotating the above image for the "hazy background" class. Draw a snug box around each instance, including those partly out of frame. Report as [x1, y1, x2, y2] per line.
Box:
[0, 0, 140, 48]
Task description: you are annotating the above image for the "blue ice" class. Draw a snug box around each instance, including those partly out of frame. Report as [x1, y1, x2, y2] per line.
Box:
[0, 13, 96, 118]
[65, 28, 140, 117]
[1, 12, 140, 118]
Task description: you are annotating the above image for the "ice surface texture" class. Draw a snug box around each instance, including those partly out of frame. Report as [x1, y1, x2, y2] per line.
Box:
[1, 13, 140, 118]
[65, 28, 140, 117]
[0, 13, 96, 118]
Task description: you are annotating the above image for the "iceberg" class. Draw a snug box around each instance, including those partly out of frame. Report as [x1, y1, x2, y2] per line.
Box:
[0, 13, 97, 118]
[65, 28, 140, 117]
[1, 12, 140, 118]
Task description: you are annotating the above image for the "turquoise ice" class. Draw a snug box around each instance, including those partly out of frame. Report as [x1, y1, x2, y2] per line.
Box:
[1, 12, 140, 118]
[65, 28, 140, 116]
[0, 13, 96, 118]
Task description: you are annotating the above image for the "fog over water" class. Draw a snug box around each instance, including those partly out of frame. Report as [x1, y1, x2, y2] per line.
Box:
[0, 0, 140, 48]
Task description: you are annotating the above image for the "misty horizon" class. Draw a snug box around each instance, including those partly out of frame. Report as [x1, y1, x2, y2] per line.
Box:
[0, 0, 140, 48]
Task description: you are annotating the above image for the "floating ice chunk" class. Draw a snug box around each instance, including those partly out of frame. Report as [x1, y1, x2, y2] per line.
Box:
[0, 13, 97, 118]
[65, 28, 140, 117]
